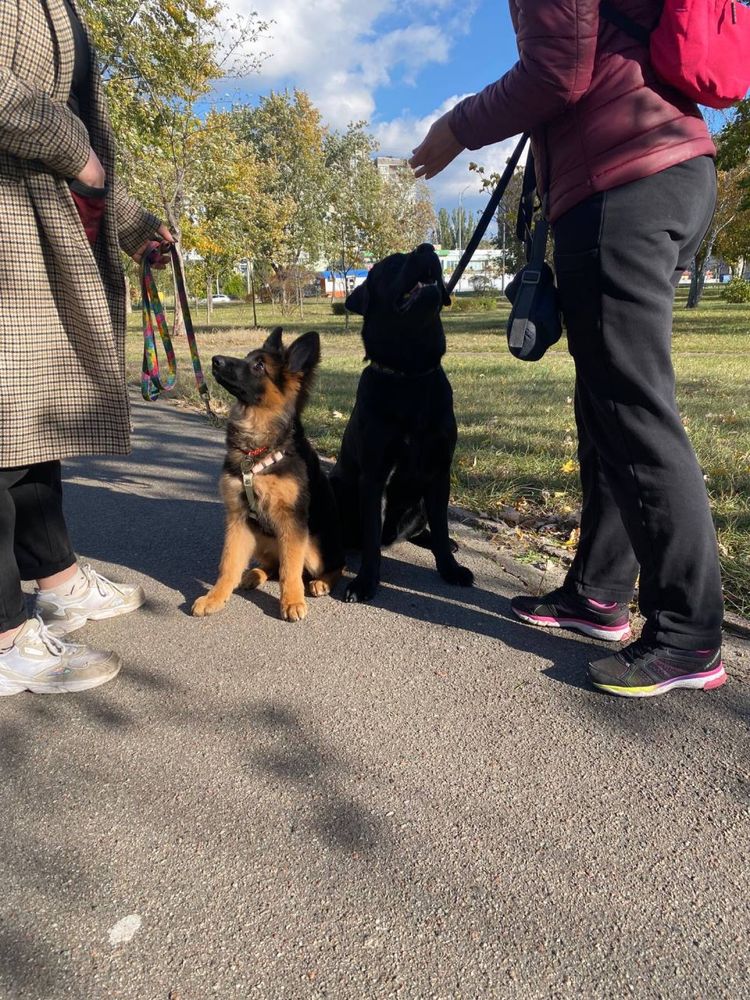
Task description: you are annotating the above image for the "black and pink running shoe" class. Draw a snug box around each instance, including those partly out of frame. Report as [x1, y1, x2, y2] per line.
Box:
[510, 587, 631, 642]
[589, 641, 726, 698]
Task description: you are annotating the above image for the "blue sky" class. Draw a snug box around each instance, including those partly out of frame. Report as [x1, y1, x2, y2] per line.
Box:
[220, 0, 522, 212]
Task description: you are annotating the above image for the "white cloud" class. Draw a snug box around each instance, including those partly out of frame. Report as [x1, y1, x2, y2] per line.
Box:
[219, 0, 517, 210]
[221, 0, 475, 128]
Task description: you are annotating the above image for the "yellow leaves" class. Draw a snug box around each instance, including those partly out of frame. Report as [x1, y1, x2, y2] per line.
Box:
[560, 459, 578, 475]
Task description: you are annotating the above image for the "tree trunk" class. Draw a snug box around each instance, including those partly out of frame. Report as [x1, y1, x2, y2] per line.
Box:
[124, 274, 132, 316]
[687, 243, 711, 308]
[206, 276, 213, 323]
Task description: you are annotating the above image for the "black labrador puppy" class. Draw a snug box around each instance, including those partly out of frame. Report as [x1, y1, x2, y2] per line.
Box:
[330, 243, 474, 603]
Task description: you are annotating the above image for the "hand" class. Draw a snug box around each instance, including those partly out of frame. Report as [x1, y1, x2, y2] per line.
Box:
[409, 111, 464, 180]
[132, 223, 176, 268]
[77, 148, 106, 188]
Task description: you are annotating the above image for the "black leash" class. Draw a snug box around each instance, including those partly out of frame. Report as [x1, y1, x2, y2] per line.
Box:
[445, 132, 530, 295]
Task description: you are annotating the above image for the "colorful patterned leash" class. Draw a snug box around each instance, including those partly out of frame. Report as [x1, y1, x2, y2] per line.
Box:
[140, 243, 214, 416]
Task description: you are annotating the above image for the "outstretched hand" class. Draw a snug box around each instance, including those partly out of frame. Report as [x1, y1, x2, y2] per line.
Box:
[409, 111, 464, 180]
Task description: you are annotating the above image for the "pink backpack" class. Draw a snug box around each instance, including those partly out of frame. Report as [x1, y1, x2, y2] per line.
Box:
[601, 1, 750, 109]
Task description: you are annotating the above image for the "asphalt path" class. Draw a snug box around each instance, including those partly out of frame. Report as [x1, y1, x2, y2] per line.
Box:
[1, 393, 748, 1000]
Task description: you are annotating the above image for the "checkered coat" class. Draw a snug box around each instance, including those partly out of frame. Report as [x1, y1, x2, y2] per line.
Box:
[0, 0, 161, 466]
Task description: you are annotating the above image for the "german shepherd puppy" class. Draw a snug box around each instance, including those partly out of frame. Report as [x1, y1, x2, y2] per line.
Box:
[192, 328, 343, 622]
[331, 243, 473, 603]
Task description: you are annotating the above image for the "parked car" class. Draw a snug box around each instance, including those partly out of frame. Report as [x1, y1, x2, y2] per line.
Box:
[197, 294, 233, 305]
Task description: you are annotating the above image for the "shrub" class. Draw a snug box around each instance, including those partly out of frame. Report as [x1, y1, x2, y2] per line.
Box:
[331, 300, 348, 315]
[721, 278, 750, 303]
[447, 295, 499, 313]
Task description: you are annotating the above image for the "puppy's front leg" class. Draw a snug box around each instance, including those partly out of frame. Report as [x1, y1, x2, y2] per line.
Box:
[193, 516, 256, 616]
[278, 525, 309, 622]
[424, 472, 474, 587]
[345, 476, 385, 603]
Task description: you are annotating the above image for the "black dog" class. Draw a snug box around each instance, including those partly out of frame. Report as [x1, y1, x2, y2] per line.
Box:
[330, 243, 473, 603]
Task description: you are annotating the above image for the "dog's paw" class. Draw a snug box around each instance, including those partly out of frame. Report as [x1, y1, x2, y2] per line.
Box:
[344, 576, 378, 603]
[308, 578, 331, 598]
[281, 599, 308, 622]
[240, 568, 266, 590]
[438, 561, 474, 587]
[191, 593, 226, 617]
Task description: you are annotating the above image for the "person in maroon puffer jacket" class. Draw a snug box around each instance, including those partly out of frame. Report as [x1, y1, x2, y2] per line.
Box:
[410, 0, 727, 699]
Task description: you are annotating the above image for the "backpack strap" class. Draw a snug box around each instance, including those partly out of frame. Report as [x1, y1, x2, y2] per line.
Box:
[599, 1, 657, 47]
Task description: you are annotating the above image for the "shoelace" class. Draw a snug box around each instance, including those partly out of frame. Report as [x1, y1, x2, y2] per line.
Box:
[618, 638, 650, 664]
[32, 615, 67, 657]
[80, 563, 116, 599]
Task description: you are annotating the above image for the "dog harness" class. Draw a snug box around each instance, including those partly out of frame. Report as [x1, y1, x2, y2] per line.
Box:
[240, 448, 285, 519]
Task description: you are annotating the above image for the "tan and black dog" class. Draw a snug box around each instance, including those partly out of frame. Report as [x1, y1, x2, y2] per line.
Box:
[192, 328, 343, 622]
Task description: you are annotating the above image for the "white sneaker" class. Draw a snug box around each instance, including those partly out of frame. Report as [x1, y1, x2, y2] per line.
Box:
[35, 563, 145, 637]
[0, 617, 121, 696]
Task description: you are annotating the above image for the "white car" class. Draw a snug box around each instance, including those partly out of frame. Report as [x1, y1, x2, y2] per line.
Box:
[197, 294, 233, 305]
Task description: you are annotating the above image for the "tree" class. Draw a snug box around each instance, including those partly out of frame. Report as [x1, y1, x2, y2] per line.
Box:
[81, 0, 270, 326]
[435, 207, 455, 249]
[233, 91, 329, 313]
[469, 160, 527, 282]
[687, 165, 750, 307]
[364, 166, 435, 261]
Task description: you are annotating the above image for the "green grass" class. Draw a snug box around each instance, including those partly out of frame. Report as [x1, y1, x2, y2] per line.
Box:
[127, 289, 750, 616]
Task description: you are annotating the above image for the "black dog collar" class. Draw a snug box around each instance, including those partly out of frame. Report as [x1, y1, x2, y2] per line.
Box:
[367, 360, 441, 378]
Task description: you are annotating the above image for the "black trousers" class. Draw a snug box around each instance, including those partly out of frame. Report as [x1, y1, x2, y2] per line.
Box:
[553, 155, 723, 650]
[0, 462, 76, 631]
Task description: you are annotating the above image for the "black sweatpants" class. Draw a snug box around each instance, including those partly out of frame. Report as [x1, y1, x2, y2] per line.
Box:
[553, 155, 723, 650]
[0, 462, 76, 631]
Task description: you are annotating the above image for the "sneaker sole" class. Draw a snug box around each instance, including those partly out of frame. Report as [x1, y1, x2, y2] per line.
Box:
[512, 608, 631, 643]
[0, 662, 121, 696]
[591, 662, 727, 698]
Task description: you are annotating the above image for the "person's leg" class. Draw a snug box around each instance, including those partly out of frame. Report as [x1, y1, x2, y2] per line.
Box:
[8, 460, 145, 635]
[566, 383, 639, 603]
[0, 462, 121, 696]
[0, 468, 30, 646]
[11, 461, 77, 584]
[555, 157, 723, 668]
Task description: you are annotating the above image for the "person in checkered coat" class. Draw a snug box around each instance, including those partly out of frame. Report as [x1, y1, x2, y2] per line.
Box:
[0, 0, 172, 694]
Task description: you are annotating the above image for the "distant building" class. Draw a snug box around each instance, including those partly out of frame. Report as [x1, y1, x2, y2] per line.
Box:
[320, 269, 369, 299]
[436, 247, 511, 292]
[375, 156, 409, 180]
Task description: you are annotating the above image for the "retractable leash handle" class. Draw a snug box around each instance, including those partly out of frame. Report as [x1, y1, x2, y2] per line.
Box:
[445, 132, 529, 296]
[140, 243, 214, 416]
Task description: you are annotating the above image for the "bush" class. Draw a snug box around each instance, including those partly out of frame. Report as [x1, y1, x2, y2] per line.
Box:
[331, 300, 348, 315]
[447, 295, 499, 313]
[720, 278, 750, 303]
[222, 272, 246, 300]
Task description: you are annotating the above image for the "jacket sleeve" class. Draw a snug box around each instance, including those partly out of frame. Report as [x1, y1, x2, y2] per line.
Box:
[449, 0, 600, 149]
[0, 68, 90, 176]
[112, 180, 163, 257]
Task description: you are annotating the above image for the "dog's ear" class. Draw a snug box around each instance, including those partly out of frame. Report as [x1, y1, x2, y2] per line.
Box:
[263, 326, 284, 354]
[345, 282, 369, 316]
[286, 331, 320, 374]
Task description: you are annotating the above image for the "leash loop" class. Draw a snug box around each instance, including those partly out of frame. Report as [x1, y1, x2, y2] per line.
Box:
[140, 243, 214, 416]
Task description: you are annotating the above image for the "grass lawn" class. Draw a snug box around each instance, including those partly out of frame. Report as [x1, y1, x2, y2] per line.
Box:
[126, 287, 750, 616]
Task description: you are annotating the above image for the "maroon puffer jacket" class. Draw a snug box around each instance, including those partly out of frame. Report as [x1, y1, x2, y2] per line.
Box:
[448, 0, 716, 222]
